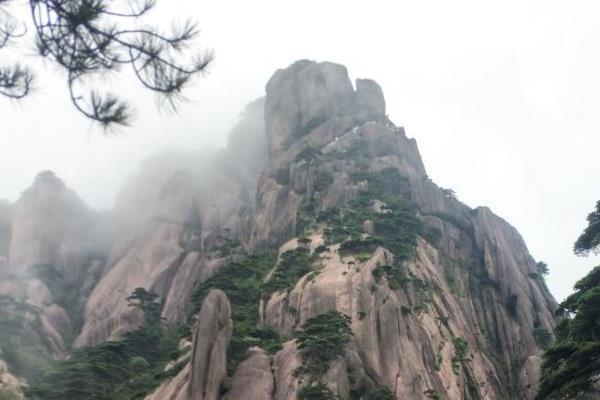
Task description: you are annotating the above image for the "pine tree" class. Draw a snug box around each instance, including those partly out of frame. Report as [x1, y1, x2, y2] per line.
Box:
[0, 0, 212, 127]
[537, 201, 600, 399]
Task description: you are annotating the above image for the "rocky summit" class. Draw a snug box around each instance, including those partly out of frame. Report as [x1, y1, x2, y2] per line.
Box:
[0, 60, 557, 400]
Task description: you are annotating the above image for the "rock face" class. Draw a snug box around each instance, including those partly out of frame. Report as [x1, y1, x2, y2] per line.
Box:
[146, 61, 555, 400]
[75, 99, 266, 346]
[0, 60, 559, 400]
[222, 347, 274, 400]
[246, 60, 555, 399]
[146, 289, 233, 400]
[8, 171, 91, 277]
[0, 172, 105, 376]
[188, 289, 232, 400]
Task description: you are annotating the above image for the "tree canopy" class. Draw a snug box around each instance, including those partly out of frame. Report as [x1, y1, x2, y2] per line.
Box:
[536, 200, 600, 399]
[25, 288, 180, 400]
[574, 200, 600, 256]
[0, 0, 212, 127]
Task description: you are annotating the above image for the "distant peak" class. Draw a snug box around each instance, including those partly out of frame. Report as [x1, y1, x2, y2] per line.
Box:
[34, 170, 65, 188]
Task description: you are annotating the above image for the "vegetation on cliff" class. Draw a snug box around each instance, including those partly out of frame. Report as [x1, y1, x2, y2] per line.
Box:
[192, 252, 287, 374]
[537, 201, 600, 399]
[0, 295, 53, 383]
[574, 201, 600, 256]
[295, 311, 353, 400]
[25, 289, 181, 400]
[308, 167, 428, 292]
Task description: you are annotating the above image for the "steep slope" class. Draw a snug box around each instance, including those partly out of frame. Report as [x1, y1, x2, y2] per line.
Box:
[144, 60, 557, 400]
[76, 98, 267, 346]
[0, 201, 10, 276]
[0, 172, 106, 398]
[0, 60, 557, 400]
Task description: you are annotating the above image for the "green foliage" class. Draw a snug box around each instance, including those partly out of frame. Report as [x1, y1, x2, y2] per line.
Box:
[294, 311, 352, 380]
[349, 169, 422, 260]
[350, 386, 395, 400]
[0, 294, 53, 383]
[443, 258, 460, 295]
[298, 382, 338, 400]
[296, 168, 336, 236]
[0, 389, 22, 400]
[451, 337, 468, 375]
[424, 389, 444, 400]
[264, 248, 314, 295]
[316, 168, 423, 291]
[505, 294, 518, 319]
[537, 265, 600, 399]
[372, 264, 410, 290]
[574, 200, 600, 256]
[213, 238, 241, 257]
[316, 171, 335, 190]
[0, 0, 212, 127]
[536, 261, 550, 276]
[297, 196, 320, 236]
[533, 324, 553, 349]
[192, 252, 286, 374]
[31, 264, 84, 336]
[559, 266, 600, 318]
[441, 187, 458, 201]
[25, 288, 180, 400]
[321, 169, 422, 255]
[339, 237, 382, 257]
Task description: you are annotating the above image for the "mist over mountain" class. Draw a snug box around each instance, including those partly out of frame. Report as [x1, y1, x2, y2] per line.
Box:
[0, 60, 591, 400]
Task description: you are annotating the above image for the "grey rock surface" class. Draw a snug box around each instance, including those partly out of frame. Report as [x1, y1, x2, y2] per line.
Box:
[188, 289, 232, 400]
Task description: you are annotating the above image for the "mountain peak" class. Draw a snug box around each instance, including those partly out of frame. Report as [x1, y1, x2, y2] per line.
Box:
[265, 60, 387, 154]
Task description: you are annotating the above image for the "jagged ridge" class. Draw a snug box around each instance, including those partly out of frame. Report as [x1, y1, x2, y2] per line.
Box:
[0, 60, 556, 400]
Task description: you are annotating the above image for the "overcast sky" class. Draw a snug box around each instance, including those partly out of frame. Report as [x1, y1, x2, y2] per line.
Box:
[1, 0, 599, 301]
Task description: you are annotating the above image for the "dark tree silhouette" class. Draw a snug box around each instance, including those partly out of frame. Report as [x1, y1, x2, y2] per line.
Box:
[574, 200, 600, 256]
[536, 200, 600, 399]
[0, 0, 212, 127]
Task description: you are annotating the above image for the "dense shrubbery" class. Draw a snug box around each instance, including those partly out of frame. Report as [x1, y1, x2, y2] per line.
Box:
[0, 389, 22, 400]
[350, 386, 395, 400]
[263, 248, 314, 295]
[533, 324, 553, 349]
[192, 252, 286, 373]
[294, 311, 353, 378]
[536, 266, 600, 399]
[573, 200, 600, 256]
[537, 200, 600, 399]
[451, 337, 468, 375]
[31, 264, 85, 336]
[443, 258, 460, 295]
[339, 237, 382, 258]
[316, 168, 424, 290]
[298, 382, 338, 400]
[25, 289, 180, 400]
[372, 263, 410, 291]
[0, 295, 53, 383]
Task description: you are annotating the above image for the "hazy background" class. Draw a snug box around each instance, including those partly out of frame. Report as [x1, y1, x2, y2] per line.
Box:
[0, 0, 598, 301]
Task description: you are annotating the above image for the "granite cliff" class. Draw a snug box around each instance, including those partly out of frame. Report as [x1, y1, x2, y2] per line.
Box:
[0, 60, 556, 400]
